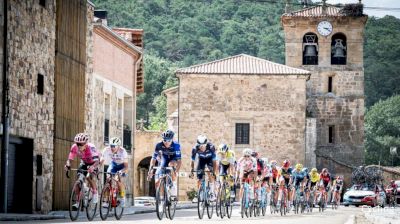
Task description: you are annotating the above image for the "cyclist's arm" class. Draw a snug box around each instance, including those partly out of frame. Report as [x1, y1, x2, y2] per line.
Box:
[148, 149, 159, 171]
[66, 145, 77, 167]
[190, 147, 196, 171]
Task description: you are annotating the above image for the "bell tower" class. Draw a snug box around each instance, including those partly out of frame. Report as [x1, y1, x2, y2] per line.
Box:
[281, 1, 367, 172]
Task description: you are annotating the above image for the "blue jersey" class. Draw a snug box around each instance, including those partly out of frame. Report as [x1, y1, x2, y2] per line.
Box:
[152, 141, 181, 162]
[191, 143, 216, 161]
[292, 170, 307, 183]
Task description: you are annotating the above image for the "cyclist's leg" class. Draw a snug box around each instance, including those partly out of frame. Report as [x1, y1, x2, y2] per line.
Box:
[168, 160, 178, 197]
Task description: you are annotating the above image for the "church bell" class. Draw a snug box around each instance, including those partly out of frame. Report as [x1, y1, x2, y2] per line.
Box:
[304, 45, 317, 57]
[332, 39, 346, 58]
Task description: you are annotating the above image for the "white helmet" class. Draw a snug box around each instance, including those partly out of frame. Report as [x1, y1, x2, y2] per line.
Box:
[110, 137, 122, 146]
[261, 157, 269, 164]
[197, 134, 208, 145]
[74, 133, 89, 144]
[242, 148, 253, 156]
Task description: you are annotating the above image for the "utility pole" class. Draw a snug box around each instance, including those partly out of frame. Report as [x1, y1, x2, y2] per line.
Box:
[1, 0, 10, 213]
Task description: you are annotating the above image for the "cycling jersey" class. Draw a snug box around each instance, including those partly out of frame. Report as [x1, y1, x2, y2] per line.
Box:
[272, 167, 280, 183]
[192, 142, 217, 179]
[238, 157, 257, 173]
[309, 172, 320, 183]
[103, 147, 128, 165]
[217, 150, 235, 165]
[320, 173, 331, 184]
[279, 167, 293, 180]
[292, 170, 307, 186]
[68, 143, 100, 165]
[152, 141, 182, 167]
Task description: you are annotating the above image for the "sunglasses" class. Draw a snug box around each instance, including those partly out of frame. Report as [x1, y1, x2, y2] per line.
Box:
[110, 144, 117, 148]
[77, 143, 85, 147]
[163, 139, 172, 143]
[244, 155, 250, 158]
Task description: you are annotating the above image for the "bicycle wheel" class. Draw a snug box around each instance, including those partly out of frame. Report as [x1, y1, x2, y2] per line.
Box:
[69, 182, 82, 221]
[206, 185, 214, 219]
[197, 185, 205, 219]
[114, 195, 124, 220]
[218, 186, 225, 219]
[156, 179, 166, 220]
[241, 189, 246, 218]
[226, 196, 233, 219]
[249, 200, 253, 217]
[86, 188, 98, 221]
[99, 185, 111, 220]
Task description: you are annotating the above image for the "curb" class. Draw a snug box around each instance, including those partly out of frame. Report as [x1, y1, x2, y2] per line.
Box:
[0, 215, 66, 221]
[127, 204, 198, 215]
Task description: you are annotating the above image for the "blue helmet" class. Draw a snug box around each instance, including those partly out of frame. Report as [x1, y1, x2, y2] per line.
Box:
[302, 167, 308, 173]
[162, 129, 174, 141]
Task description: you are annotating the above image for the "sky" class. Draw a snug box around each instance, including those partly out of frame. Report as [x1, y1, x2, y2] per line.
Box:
[327, 0, 400, 18]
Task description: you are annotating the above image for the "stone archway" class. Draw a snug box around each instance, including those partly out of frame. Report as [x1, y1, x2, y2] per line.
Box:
[137, 156, 156, 197]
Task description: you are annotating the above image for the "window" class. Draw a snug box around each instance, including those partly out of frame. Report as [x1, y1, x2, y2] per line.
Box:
[303, 33, 318, 65]
[235, 123, 250, 144]
[328, 76, 333, 93]
[37, 74, 44, 95]
[39, 0, 46, 7]
[331, 33, 347, 65]
[104, 94, 110, 143]
[328, 126, 335, 144]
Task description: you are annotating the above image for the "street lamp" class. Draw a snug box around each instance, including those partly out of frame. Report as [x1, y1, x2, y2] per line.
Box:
[390, 147, 397, 167]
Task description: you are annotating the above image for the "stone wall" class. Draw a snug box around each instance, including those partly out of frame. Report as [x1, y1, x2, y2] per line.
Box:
[85, 1, 95, 137]
[177, 74, 308, 199]
[282, 13, 366, 171]
[6, 0, 56, 213]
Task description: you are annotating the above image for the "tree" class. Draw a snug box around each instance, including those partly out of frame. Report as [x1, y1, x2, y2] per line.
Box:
[365, 95, 400, 166]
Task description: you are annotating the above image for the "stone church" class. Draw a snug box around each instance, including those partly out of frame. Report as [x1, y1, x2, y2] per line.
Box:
[162, 2, 367, 199]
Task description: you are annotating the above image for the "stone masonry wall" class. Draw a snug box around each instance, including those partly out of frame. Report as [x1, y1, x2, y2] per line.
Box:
[85, 2, 94, 138]
[177, 74, 308, 200]
[7, 0, 56, 213]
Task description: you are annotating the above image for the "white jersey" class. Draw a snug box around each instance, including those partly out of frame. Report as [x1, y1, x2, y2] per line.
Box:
[102, 147, 128, 165]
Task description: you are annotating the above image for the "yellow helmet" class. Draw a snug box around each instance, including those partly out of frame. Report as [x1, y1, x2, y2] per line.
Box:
[295, 163, 303, 170]
[311, 168, 317, 173]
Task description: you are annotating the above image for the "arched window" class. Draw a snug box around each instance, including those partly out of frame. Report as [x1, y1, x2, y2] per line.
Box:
[331, 33, 347, 65]
[303, 33, 318, 65]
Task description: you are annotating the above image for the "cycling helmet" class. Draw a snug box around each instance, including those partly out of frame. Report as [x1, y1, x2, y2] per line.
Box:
[162, 129, 174, 141]
[74, 133, 89, 144]
[390, 180, 395, 184]
[311, 168, 317, 173]
[302, 167, 308, 173]
[322, 168, 328, 173]
[251, 151, 259, 158]
[243, 148, 253, 157]
[295, 163, 303, 170]
[197, 134, 208, 145]
[270, 160, 277, 167]
[110, 137, 122, 146]
[218, 143, 229, 152]
[261, 157, 269, 165]
[282, 160, 290, 168]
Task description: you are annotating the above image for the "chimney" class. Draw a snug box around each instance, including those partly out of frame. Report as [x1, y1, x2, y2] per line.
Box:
[94, 10, 108, 26]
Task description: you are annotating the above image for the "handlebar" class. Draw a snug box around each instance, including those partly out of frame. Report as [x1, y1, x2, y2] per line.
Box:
[65, 168, 88, 179]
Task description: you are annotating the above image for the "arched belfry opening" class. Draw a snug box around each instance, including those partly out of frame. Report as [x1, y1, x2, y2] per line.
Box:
[331, 33, 347, 65]
[303, 33, 318, 65]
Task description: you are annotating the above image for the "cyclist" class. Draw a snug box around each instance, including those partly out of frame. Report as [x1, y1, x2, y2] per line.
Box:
[270, 160, 280, 204]
[291, 163, 307, 210]
[319, 168, 332, 207]
[189, 134, 217, 201]
[147, 129, 181, 199]
[237, 148, 257, 202]
[278, 160, 293, 209]
[302, 167, 311, 204]
[100, 137, 128, 206]
[309, 168, 320, 205]
[64, 133, 101, 207]
[216, 143, 236, 199]
[252, 151, 265, 201]
[385, 180, 398, 204]
[332, 175, 343, 205]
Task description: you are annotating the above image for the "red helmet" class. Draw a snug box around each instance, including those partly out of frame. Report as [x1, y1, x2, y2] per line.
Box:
[283, 160, 290, 168]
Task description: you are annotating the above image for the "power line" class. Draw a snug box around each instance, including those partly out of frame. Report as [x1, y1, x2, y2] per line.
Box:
[240, 0, 400, 12]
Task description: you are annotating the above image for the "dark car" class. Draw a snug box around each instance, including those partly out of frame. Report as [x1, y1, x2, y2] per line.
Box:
[343, 184, 386, 207]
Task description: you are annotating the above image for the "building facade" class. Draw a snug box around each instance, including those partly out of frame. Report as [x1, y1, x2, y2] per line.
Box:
[281, 3, 367, 173]
[175, 54, 310, 199]
[90, 18, 143, 205]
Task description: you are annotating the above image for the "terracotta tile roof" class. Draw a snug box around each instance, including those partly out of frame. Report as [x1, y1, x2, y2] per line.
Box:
[282, 5, 342, 17]
[176, 54, 310, 75]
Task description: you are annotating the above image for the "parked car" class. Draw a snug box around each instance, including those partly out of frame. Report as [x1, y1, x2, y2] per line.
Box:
[343, 184, 386, 207]
[134, 196, 156, 207]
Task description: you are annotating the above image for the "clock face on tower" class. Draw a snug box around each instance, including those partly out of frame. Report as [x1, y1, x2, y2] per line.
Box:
[317, 21, 333, 36]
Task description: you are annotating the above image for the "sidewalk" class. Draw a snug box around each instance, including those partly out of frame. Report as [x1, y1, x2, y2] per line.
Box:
[0, 201, 197, 221]
[361, 206, 400, 224]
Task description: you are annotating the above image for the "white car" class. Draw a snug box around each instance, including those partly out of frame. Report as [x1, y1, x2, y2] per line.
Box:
[343, 184, 386, 207]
